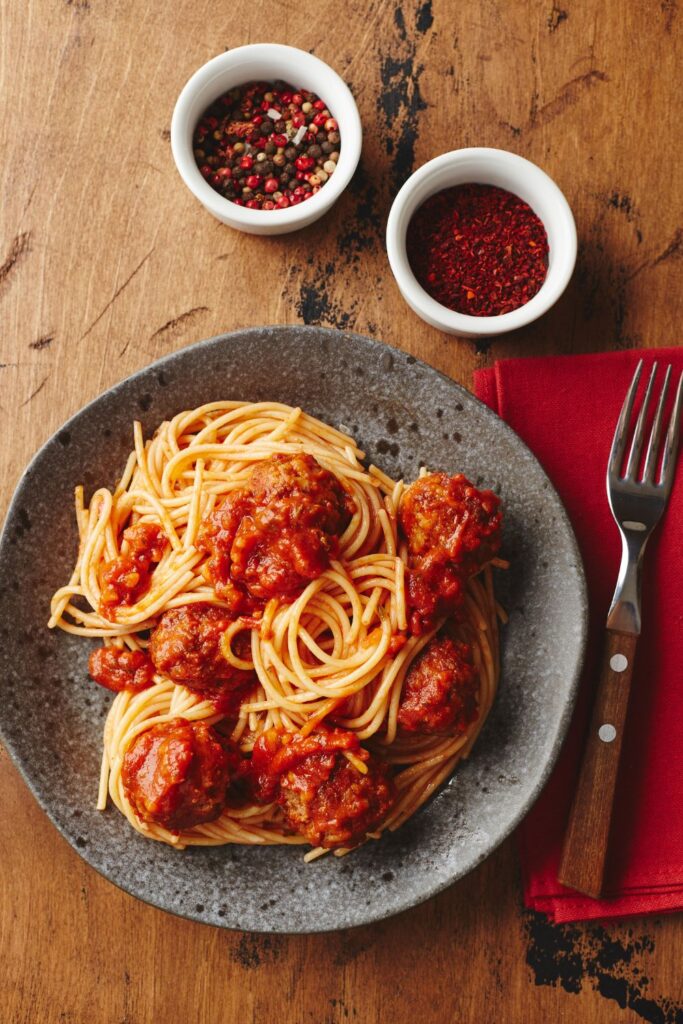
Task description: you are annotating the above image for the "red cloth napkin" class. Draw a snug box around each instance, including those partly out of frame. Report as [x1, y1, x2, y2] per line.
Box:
[474, 348, 683, 923]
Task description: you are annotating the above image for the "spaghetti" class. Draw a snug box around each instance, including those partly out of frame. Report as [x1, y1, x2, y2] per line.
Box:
[49, 401, 505, 858]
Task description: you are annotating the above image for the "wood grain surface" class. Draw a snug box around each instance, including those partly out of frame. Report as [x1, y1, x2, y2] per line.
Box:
[1, 1, 682, 1022]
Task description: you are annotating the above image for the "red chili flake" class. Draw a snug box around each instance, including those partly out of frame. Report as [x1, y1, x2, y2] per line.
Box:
[226, 120, 253, 138]
[406, 184, 550, 317]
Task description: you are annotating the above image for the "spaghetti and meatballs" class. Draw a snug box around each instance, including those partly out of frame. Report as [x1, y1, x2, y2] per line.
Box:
[48, 402, 505, 858]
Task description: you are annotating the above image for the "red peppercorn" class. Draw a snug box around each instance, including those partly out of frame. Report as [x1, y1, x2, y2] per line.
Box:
[292, 112, 306, 127]
[253, 114, 263, 125]
[280, 92, 293, 103]
[295, 155, 315, 171]
[277, 196, 290, 208]
[246, 174, 262, 188]
[264, 177, 279, 193]
[239, 155, 253, 170]
[246, 199, 260, 209]
[312, 112, 327, 127]
[292, 93, 303, 105]
[313, 99, 325, 110]
[200, 165, 212, 178]
[272, 133, 288, 147]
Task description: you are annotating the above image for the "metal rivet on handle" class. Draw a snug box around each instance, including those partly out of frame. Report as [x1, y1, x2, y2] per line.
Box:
[599, 724, 617, 743]
[610, 654, 628, 672]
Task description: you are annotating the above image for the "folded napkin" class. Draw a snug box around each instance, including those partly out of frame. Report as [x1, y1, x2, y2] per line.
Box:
[474, 348, 683, 923]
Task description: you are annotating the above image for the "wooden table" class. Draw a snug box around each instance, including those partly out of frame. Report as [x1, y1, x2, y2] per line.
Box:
[1, 2, 681, 1021]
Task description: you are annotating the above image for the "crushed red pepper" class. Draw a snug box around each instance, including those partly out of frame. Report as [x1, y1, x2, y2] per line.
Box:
[406, 184, 549, 317]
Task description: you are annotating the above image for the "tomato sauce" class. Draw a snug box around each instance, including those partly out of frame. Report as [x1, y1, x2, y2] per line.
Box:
[99, 523, 167, 619]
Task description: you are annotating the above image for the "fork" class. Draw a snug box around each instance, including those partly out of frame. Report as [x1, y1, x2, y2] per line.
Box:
[558, 359, 682, 899]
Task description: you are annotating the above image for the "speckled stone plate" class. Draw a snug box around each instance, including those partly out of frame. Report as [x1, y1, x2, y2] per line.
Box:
[0, 326, 587, 933]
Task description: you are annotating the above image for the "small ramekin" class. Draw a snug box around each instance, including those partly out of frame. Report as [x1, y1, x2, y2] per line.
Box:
[386, 148, 577, 338]
[171, 44, 362, 236]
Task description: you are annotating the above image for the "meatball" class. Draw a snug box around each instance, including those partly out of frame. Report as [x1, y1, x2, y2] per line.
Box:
[400, 473, 502, 574]
[398, 632, 479, 735]
[122, 719, 238, 830]
[149, 603, 254, 693]
[197, 453, 355, 605]
[249, 453, 353, 535]
[405, 561, 465, 637]
[88, 645, 155, 693]
[400, 473, 502, 634]
[250, 728, 395, 849]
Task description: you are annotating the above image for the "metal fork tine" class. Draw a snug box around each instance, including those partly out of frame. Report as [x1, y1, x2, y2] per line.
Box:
[625, 362, 658, 480]
[659, 370, 683, 492]
[608, 359, 643, 478]
[643, 365, 672, 483]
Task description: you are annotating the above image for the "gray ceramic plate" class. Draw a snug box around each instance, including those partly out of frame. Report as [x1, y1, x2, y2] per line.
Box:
[0, 326, 587, 933]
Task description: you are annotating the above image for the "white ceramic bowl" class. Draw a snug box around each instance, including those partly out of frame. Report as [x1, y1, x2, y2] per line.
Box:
[171, 44, 362, 236]
[386, 148, 577, 338]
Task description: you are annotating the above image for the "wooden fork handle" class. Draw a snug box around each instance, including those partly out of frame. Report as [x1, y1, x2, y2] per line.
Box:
[558, 629, 638, 898]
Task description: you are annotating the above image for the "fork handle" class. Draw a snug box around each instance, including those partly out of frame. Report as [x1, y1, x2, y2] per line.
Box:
[558, 629, 638, 898]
